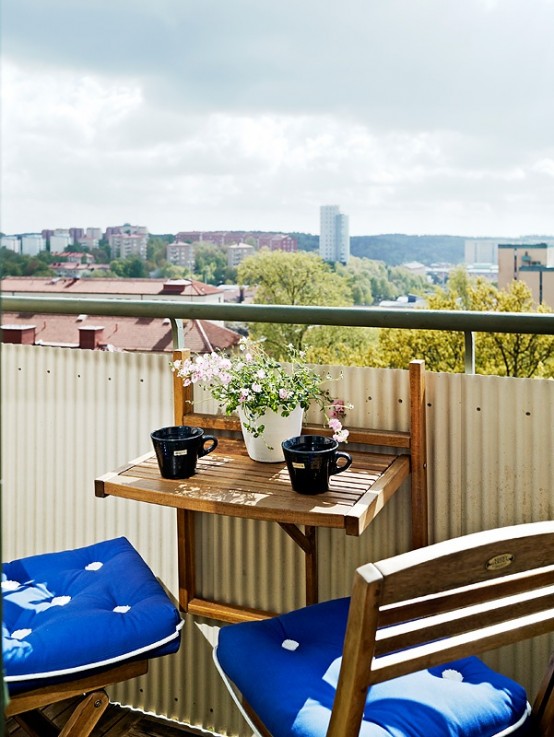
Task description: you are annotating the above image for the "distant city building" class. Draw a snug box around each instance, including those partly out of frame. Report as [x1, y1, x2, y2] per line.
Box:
[465, 236, 554, 266]
[498, 242, 554, 306]
[227, 243, 255, 268]
[108, 233, 148, 259]
[69, 227, 85, 243]
[167, 241, 195, 271]
[86, 227, 103, 240]
[77, 234, 100, 249]
[319, 205, 350, 264]
[464, 238, 499, 265]
[1, 236, 20, 252]
[21, 234, 46, 256]
[402, 261, 427, 278]
[174, 230, 297, 251]
[466, 263, 498, 282]
[50, 230, 72, 252]
[257, 234, 297, 252]
[105, 224, 149, 259]
[68, 227, 101, 246]
[105, 224, 148, 238]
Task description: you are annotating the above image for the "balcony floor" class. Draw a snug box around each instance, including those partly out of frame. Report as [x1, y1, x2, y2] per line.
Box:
[6, 698, 199, 736]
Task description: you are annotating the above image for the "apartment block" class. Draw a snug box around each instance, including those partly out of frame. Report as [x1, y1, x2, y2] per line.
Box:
[227, 243, 255, 268]
[109, 233, 148, 259]
[167, 241, 195, 271]
[319, 205, 350, 264]
[21, 234, 46, 256]
[1, 236, 21, 252]
[258, 234, 297, 252]
[498, 242, 554, 306]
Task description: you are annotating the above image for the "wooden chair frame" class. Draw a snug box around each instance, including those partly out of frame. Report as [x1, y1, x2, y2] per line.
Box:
[330, 521, 554, 737]
[5, 659, 148, 737]
[215, 521, 554, 737]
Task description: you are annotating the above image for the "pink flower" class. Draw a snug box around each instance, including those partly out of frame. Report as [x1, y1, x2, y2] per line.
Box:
[279, 388, 291, 400]
[333, 428, 350, 443]
[252, 383, 262, 393]
[328, 417, 342, 432]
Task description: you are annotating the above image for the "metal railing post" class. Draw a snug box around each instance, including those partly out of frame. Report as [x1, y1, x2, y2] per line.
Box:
[170, 318, 185, 350]
[464, 331, 475, 374]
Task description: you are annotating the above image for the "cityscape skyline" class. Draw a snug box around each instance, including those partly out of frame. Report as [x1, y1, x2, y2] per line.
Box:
[2, 1, 553, 238]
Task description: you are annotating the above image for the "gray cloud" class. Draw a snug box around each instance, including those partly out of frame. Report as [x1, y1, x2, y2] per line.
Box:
[1, 0, 553, 235]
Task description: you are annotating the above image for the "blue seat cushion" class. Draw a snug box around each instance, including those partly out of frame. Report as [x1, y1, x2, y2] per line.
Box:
[216, 597, 530, 737]
[3, 537, 183, 690]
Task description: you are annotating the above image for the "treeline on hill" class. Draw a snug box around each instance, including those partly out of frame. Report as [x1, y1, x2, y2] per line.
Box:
[292, 232, 465, 265]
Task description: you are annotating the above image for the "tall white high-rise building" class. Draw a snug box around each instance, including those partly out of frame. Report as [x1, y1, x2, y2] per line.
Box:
[319, 205, 350, 264]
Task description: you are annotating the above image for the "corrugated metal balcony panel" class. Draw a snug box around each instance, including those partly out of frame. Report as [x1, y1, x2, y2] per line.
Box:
[3, 345, 554, 735]
[462, 373, 554, 534]
[2, 345, 179, 587]
[427, 371, 466, 543]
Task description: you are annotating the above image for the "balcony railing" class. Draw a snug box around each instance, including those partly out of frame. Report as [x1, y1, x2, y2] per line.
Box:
[4, 293, 554, 372]
[2, 295, 554, 736]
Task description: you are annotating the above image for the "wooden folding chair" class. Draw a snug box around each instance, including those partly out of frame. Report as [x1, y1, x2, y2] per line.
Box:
[214, 521, 554, 737]
[3, 537, 183, 737]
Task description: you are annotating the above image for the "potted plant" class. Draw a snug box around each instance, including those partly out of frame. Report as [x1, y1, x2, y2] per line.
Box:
[171, 338, 350, 462]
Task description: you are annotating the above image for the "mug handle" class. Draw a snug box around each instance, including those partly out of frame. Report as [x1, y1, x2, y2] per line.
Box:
[331, 451, 352, 476]
[199, 435, 218, 457]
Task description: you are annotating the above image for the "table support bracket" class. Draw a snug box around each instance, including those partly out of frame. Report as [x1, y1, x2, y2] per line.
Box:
[279, 523, 318, 605]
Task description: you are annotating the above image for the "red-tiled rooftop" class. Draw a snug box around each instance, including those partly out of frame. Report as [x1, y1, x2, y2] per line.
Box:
[1, 313, 241, 354]
[1, 276, 222, 297]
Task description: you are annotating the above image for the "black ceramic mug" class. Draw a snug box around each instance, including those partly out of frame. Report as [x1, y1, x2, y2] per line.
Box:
[151, 426, 218, 479]
[282, 435, 352, 495]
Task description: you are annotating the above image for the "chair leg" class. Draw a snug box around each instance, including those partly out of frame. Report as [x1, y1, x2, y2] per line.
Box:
[58, 689, 110, 737]
[532, 651, 554, 737]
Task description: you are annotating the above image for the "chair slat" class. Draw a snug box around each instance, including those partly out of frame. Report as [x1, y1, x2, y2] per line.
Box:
[375, 583, 554, 657]
[370, 606, 554, 684]
[379, 564, 554, 627]
[374, 524, 554, 604]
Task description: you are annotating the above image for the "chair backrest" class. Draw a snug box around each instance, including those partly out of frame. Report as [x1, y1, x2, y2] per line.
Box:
[329, 521, 554, 737]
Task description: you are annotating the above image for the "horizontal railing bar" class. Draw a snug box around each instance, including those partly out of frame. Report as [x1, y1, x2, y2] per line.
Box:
[2, 295, 554, 335]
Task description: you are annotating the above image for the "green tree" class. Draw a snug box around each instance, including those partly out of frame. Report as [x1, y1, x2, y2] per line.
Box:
[377, 271, 554, 377]
[109, 256, 148, 278]
[468, 279, 554, 377]
[237, 250, 353, 355]
[194, 243, 228, 285]
[91, 245, 111, 264]
[304, 326, 379, 366]
[0, 249, 55, 277]
[156, 263, 192, 279]
[147, 236, 171, 266]
[335, 257, 428, 306]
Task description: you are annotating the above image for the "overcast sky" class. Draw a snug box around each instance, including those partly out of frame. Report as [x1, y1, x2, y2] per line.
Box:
[1, 0, 553, 238]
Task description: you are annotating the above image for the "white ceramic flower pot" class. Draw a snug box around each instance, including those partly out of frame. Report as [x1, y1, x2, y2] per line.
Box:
[238, 405, 304, 462]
